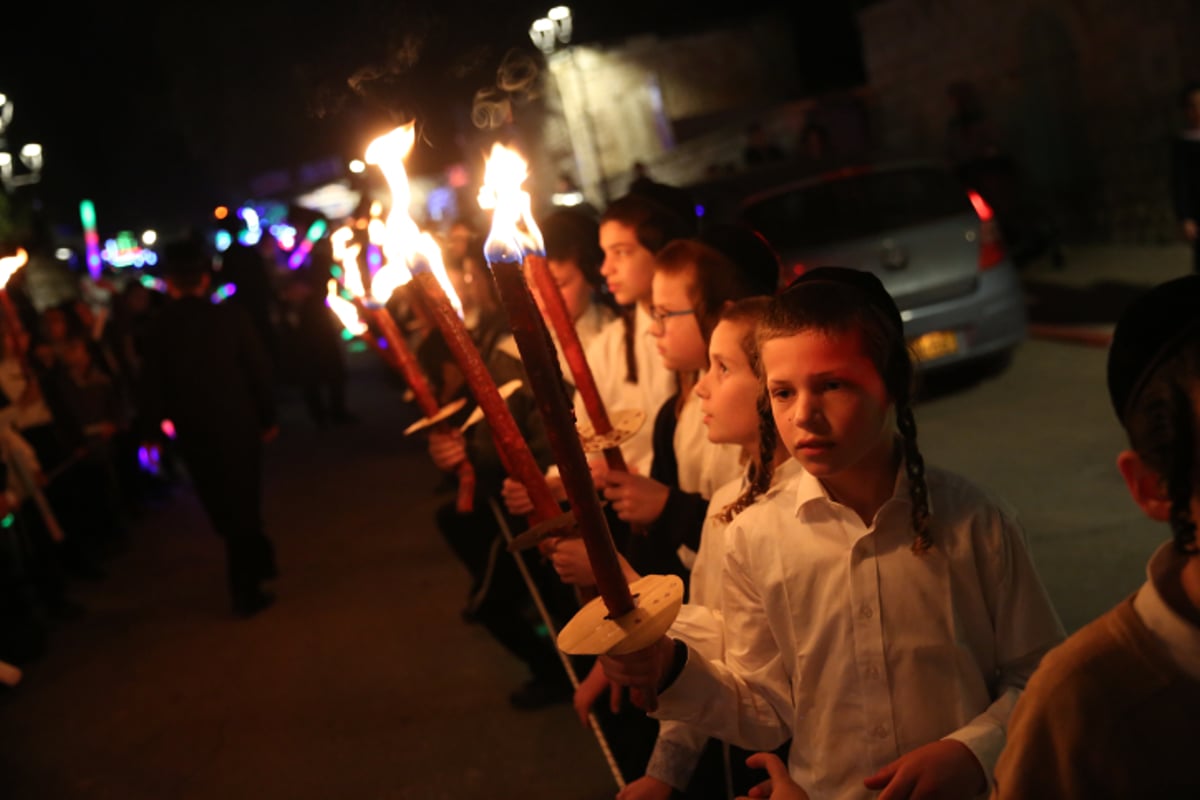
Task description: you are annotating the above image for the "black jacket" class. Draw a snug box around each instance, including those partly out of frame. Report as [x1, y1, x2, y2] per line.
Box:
[140, 296, 275, 448]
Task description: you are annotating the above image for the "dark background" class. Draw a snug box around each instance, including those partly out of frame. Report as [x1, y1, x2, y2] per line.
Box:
[0, 1, 864, 232]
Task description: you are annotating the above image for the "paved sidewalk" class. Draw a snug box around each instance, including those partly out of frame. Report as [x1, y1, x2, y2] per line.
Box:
[1020, 243, 1193, 347]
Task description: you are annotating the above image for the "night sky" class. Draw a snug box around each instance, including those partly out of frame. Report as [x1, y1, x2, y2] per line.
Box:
[0, 0, 862, 236]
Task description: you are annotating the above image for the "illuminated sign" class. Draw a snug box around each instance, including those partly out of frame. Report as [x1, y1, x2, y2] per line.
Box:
[101, 230, 158, 269]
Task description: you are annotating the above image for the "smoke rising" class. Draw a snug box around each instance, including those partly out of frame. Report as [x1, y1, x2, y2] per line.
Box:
[471, 48, 542, 130]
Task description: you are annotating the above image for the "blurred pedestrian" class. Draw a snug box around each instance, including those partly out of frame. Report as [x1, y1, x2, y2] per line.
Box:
[140, 239, 279, 618]
[278, 244, 355, 429]
[218, 215, 279, 364]
[1170, 81, 1200, 274]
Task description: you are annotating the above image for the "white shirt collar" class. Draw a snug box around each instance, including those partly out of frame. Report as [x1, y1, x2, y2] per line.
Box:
[707, 457, 807, 521]
[1134, 541, 1200, 680]
[790, 449, 934, 522]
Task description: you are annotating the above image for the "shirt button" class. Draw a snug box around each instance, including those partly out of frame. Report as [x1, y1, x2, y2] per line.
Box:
[860, 604, 874, 619]
[873, 724, 888, 738]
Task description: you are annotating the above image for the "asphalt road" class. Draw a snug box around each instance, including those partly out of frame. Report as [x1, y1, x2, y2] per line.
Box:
[0, 327, 1167, 799]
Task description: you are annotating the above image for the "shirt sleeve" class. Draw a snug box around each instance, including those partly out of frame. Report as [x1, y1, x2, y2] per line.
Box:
[943, 504, 1066, 782]
[653, 522, 793, 752]
[644, 720, 711, 792]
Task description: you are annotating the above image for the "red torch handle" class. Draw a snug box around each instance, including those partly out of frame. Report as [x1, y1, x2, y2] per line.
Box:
[411, 272, 563, 524]
[366, 304, 476, 514]
[368, 306, 440, 417]
[491, 258, 635, 618]
[524, 254, 630, 475]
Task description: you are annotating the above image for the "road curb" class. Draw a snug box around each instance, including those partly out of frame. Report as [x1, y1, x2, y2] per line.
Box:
[1027, 323, 1113, 348]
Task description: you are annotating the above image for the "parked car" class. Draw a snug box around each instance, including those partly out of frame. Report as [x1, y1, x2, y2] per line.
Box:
[690, 159, 1028, 371]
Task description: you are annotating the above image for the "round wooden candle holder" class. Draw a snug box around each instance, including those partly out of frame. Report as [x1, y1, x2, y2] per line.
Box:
[557, 574, 685, 656]
[577, 408, 645, 454]
[402, 397, 469, 436]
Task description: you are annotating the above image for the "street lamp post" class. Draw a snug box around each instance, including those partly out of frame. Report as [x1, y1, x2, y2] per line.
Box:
[529, 6, 610, 206]
[0, 93, 44, 191]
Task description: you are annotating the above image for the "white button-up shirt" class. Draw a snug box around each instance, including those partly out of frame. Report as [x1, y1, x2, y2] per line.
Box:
[574, 304, 673, 475]
[654, 462, 1065, 800]
[649, 459, 807, 790]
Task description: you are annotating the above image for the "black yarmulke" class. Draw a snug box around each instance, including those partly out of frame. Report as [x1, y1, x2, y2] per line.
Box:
[1107, 274, 1200, 425]
[700, 222, 782, 297]
[784, 266, 905, 334]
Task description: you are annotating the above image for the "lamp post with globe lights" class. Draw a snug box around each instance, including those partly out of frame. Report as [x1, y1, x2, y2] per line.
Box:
[0, 93, 44, 191]
[529, 6, 609, 205]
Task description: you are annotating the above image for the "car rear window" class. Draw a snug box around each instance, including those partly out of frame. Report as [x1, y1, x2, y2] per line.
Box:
[738, 167, 973, 250]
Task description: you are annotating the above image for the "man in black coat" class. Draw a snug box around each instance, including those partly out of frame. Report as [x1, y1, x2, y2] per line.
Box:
[141, 240, 279, 617]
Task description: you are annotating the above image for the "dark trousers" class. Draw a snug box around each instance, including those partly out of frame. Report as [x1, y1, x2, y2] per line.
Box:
[435, 500, 569, 683]
[182, 441, 276, 606]
[302, 378, 349, 428]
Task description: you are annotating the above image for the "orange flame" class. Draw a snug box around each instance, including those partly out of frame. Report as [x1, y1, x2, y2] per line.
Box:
[364, 123, 461, 315]
[478, 144, 544, 263]
[0, 248, 29, 290]
[326, 279, 367, 336]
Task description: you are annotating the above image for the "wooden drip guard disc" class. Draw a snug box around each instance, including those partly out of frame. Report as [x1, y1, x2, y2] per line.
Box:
[506, 510, 577, 552]
[459, 379, 523, 432]
[578, 408, 646, 454]
[403, 397, 469, 436]
[558, 574, 685, 656]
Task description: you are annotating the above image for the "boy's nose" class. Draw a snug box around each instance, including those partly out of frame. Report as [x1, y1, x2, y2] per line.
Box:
[791, 394, 820, 427]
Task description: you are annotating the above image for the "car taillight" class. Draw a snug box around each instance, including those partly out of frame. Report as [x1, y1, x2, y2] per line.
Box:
[967, 190, 1005, 270]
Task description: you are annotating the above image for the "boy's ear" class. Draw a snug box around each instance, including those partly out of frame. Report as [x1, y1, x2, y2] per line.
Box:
[1116, 449, 1172, 522]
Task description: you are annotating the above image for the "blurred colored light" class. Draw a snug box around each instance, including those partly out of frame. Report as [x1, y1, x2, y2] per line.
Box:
[214, 205, 229, 220]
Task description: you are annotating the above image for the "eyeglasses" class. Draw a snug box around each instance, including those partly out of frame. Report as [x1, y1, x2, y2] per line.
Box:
[649, 306, 696, 326]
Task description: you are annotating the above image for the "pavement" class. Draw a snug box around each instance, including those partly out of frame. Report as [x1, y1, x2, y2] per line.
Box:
[0, 243, 1191, 800]
[0, 359, 616, 800]
[1019, 242, 1194, 347]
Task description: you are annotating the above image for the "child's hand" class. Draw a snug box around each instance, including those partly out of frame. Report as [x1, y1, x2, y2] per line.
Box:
[739, 752, 809, 799]
[602, 471, 669, 525]
[862, 739, 985, 800]
[573, 660, 612, 726]
[618, 775, 674, 800]
[599, 635, 677, 712]
[547, 537, 595, 586]
[501, 478, 534, 516]
[428, 429, 466, 471]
